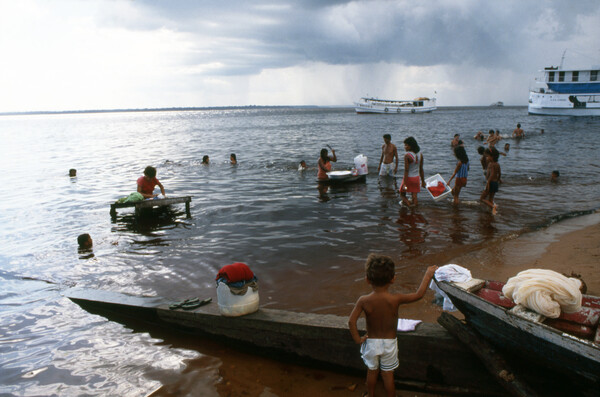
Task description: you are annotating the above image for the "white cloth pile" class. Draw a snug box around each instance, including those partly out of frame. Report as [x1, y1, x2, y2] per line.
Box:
[429, 264, 472, 311]
[502, 269, 582, 318]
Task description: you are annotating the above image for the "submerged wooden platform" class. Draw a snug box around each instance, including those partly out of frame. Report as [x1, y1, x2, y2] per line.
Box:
[110, 196, 191, 217]
[65, 288, 503, 395]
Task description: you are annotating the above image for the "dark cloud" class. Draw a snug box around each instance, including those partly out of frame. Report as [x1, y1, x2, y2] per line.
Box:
[108, 1, 600, 76]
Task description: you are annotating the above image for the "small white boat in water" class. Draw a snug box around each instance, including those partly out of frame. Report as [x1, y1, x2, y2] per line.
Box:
[529, 59, 600, 116]
[355, 97, 436, 114]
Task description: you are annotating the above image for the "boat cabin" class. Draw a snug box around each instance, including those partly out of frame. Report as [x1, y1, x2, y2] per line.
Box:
[541, 67, 600, 94]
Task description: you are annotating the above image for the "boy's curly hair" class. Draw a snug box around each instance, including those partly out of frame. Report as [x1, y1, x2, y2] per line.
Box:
[365, 253, 395, 287]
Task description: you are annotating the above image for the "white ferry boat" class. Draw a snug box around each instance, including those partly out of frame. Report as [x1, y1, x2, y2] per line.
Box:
[354, 97, 436, 114]
[529, 65, 600, 116]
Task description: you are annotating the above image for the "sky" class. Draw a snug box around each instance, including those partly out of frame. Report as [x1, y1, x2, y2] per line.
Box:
[1, 0, 599, 112]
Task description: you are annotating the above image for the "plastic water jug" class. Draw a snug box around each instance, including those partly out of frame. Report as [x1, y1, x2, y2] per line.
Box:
[216, 282, 259, 317]
[354, 154, 368, 175]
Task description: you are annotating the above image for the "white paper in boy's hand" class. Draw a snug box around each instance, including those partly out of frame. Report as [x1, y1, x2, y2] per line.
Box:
[397, 318, 422, 332]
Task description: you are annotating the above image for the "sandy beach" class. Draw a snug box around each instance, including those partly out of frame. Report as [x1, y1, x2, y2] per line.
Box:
[153, 211, 600, 397]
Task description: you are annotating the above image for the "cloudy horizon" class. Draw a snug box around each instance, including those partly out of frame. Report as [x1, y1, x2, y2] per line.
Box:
[1, 0, 599, 112]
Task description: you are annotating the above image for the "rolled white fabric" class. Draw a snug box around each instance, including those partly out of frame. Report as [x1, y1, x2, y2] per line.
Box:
[502, 269, 582, 318]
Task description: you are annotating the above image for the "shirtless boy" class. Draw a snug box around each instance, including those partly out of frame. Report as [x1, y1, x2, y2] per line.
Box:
[512, 123, 525, 139]
[377, 134, 398, 177]
[485, 129, 499, 148]
[349, 254, 437, 397]
[480, 148, 501, 215]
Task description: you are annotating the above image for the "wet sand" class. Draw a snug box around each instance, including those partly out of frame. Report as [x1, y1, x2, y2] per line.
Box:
[153, 211, 600, 396]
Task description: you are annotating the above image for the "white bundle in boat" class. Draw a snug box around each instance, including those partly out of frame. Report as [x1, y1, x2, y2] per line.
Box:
[502, 269, 582, 318]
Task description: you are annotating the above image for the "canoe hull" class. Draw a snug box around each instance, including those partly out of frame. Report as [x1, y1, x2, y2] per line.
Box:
[65, 288, 503, 395]
[435, 280, 600, 394]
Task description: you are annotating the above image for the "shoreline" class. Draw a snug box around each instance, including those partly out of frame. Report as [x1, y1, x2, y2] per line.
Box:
[153, 210, 600, 397]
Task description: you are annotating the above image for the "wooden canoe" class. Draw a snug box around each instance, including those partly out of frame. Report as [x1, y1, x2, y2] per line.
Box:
[65, 288, 504, 395]
[434, 278, 600, 396]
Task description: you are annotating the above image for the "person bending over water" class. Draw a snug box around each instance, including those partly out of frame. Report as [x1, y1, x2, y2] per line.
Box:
[349, 253, 437, 397]
[137, 166, 166, 199]
[317, 146, 337, 180]
[448, 146, 469, 205]
[378, 134, 398, 177]
[399, 137, 425, 206]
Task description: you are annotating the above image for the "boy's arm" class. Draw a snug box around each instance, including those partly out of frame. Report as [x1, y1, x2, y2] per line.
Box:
[348, 299, 368, 344]
[448, 162, 460, 182]
[396, 266, 437, 304]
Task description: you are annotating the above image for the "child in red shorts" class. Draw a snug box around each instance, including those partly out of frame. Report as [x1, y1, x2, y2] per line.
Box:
[399, 137, 425, 206]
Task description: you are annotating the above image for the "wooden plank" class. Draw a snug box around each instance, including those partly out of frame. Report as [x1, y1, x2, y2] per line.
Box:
[438, 312, 540, 397]
[455, 278, 485, 292]
[110, 196, 192, 216]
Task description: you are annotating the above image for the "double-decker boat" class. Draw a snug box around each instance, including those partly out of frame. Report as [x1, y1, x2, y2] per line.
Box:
[355, 97, 436, 114]
[529, 62, 600, 116]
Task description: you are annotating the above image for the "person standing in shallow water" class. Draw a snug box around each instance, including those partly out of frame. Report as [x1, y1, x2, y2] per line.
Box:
[399, 137, 425, 206]
[378, 134, 398, 177]
[512, 123, 525, 139]
[448, 146, 469, 205]
[317, 146, 337, 181]
[480, 148, 501, 215]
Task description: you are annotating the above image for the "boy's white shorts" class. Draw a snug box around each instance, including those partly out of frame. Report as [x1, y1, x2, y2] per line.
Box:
[360, 338, 399, 371]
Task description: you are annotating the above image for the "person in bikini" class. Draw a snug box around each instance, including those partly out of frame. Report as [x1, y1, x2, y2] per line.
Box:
[378, 134, 399, 177]
[349, 253, 437, 397]
[399, 137, 425, 206]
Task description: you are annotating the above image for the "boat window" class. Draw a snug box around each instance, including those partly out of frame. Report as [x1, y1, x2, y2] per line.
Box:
[548, 72, 555, 82]
[572, 71, 579, 82]
[559, 71, 565, 82]
[591, 70, 598, 81]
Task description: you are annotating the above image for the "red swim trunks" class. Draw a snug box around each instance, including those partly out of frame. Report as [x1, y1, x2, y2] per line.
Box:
[455, 177, 467, 188]
[400, 176, 421, 193]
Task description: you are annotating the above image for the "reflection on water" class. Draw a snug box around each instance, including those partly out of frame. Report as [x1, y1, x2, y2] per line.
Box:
[1, 107, 599, 395]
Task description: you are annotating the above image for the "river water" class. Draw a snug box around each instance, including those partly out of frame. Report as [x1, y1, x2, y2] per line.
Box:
[1, 107, 599, 395]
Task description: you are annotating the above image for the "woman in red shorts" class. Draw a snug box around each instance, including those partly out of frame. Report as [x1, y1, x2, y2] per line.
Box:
[399, 137, 425, 206]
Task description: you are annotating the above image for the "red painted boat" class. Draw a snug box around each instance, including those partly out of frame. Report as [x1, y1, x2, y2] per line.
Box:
[435, 278, 600, 396]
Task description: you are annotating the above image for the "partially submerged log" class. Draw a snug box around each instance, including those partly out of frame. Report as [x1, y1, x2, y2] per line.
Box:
[110, 196, 191, 217]
[437, 312, 539, 397]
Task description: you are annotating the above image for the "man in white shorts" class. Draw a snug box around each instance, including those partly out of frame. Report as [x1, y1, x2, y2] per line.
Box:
[377, 134, 398, 177]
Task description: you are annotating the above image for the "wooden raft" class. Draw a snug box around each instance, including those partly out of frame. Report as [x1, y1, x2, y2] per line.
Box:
[110, 196, 192, 217]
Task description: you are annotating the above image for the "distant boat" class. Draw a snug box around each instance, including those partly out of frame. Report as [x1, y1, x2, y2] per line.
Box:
[355, 97, 436, 114]
[529, 56, 600, 116]
[489, 101, 504, 107]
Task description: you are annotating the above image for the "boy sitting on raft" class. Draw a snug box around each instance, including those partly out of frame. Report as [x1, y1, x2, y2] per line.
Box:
[137, 166, 166, 199]
[349, 254, 437, 397]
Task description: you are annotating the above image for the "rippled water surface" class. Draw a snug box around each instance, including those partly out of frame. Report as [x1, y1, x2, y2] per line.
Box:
[1, 107, 599, 395]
